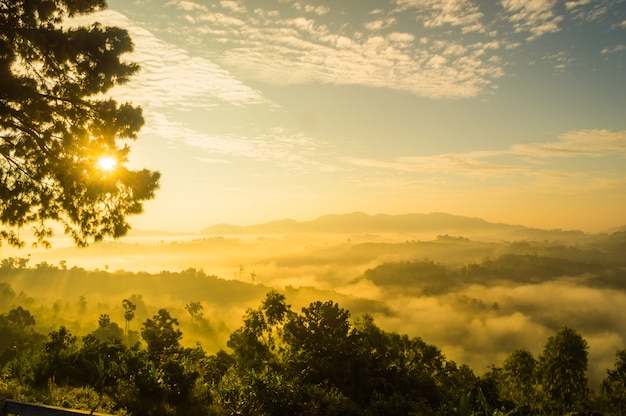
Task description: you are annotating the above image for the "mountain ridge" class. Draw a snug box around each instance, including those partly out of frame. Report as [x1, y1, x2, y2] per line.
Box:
[201, 211, 529, 235]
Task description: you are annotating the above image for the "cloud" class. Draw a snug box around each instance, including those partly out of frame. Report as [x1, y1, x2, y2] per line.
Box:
[602, 45, 626, 55]
[500, 0, 562, 40]
[108, 0, 626, 100]
[341, 129, 626, 195]
[393, 0, 485, 32]
[75, 10, 267, 109]
[565, 0, 613, 23]
[157, 1, 504, 99]
[565, 0, 593, 9]
[343, 151, 522, 178]
[542, 50, 574, 73]
[141, 112, 327, 169]
[511, 129, 626, 158]
[165, 0, 205, 12]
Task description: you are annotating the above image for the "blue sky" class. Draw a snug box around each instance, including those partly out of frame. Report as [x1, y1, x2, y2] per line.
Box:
[88, 0, 626, 232]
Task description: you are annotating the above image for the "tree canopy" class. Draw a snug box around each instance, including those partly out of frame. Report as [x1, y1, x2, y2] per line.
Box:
[0, 0, 159, 247]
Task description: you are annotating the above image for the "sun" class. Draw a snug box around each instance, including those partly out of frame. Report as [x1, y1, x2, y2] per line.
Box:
[96, 156, 118, 172]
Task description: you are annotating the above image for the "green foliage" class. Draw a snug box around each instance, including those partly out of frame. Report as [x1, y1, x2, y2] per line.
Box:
[0, 307, 45, 365]
[227, 290, 292, 371]
[0, 0, 160, 247]
[498, 348, 537, 407]
[185, 301, 203, 323]
[141, 309, 183, 360]
[600, 349, 626, 415]
[91, 315, 124, 343]
[122, 298, 136, 336]
[0, 291, 615, 416]
[536, 325, 589, 415]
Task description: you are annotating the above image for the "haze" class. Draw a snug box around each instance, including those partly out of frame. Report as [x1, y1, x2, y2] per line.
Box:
[64, 0, 626, 233]
[3, 213, 626, 390]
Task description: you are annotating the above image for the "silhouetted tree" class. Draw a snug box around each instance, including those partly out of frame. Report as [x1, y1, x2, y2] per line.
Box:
[6, 305, 35, 327]
[227, 290, 292, 371]
[283, 300, 357, 391]
[185, 301, 203, 324]
[0, 306, 44, 364]
[141, 309, 183, 360]
[499, 348, 537, 408]
[601, 348, 626, 415]
[0, 0, 160, 247]
[122, 298, 136, 335]
[92, 314, 123, 343]
[536, 325, 589, 415]
[98, 314, 111, 328]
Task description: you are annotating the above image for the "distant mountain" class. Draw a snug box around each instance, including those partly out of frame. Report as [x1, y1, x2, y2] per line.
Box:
[604, 225, 626, 234]
[201, 212, 524, 235]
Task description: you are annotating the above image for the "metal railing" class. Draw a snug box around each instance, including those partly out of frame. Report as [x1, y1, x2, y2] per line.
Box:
[0, 397, 110, 416]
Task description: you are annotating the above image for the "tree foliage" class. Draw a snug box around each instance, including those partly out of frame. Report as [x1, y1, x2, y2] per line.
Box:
[0, 0, 159, 247]
[1, 292, 622, 416]
[498, 348, 537, 407]
[141, 308, 183, 360]
[122, 298, 136, 335]
[601, 349, 626, 415]
[536, 325, 589, 415]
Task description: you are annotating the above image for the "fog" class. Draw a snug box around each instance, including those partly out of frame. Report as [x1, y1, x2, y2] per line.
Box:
[1, 213, 625, 389]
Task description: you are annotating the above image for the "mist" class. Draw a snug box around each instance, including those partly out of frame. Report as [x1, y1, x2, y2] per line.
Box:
[1, 212, 625, 390]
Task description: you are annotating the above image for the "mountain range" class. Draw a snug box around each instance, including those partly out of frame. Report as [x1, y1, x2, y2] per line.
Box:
[201, 212, 528, 236]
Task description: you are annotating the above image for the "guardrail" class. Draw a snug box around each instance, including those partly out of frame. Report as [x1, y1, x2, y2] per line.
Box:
[0, 397, 110, 416]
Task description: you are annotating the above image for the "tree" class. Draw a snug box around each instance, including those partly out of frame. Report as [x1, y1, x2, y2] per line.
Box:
[122, 298, 136, 335]
[498, 348, 537, 408]
[536, 325, 589, 415]
[6, 305, 36, 327]
[184, 301, 203, 324]
[92, 314, 123, 342]
[0, 306, 45, 364]
[0, 0, 160, 247]
[601, 348, 626, 415]
[98, 313, 111, 328]
[283, 300, 356, 388]
[227, 290, 292, 371]
[141, 309, 182, 360]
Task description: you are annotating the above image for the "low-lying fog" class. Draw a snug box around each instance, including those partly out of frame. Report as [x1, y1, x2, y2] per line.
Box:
[2, 213, 625, 389]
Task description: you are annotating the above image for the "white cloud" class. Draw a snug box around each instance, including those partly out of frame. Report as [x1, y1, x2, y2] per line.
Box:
[565, 0, 612, 23]
[215, 22, 502, 98]
[512, 129, 626, 158]
[77, 10, 267, 109]
[220, 0, 246, 13]
[565, 0, 593, 9]
[342, 130, 626, 188]
[142, 112, 324, 168]
[153, 1, 504, 99]
[393, 0, 485, 32]
[364, 17, 397, 31]
[164, 0, 206, 12]
[500, 0, 562, 40]
[601, 45, 626, 55]
[292, 2, 330, 16]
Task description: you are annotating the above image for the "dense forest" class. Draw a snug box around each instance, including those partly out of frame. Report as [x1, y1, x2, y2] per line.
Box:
[1, 289, 625, 415]
[1, 231, 626, 415]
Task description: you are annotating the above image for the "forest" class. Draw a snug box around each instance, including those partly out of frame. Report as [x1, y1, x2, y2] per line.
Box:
[1, 227, 626, 415]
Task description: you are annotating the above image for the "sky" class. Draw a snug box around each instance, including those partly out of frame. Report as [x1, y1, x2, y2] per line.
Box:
[87, 0, 626, 233]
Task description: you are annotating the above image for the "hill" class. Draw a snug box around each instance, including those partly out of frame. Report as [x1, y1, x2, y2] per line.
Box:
[201, 212, 523, 235]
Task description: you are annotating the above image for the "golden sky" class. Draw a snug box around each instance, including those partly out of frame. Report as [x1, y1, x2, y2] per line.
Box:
[91, 0, 626, 232]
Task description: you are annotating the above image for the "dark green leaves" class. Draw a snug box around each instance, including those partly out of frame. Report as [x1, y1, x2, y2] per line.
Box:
[0, 0, 159, 247]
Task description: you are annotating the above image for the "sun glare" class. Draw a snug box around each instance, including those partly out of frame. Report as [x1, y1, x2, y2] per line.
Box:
[96, 156, 117, 172]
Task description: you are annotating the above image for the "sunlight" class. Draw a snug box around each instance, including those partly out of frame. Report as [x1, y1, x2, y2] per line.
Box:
[96, 156, 117, 172]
